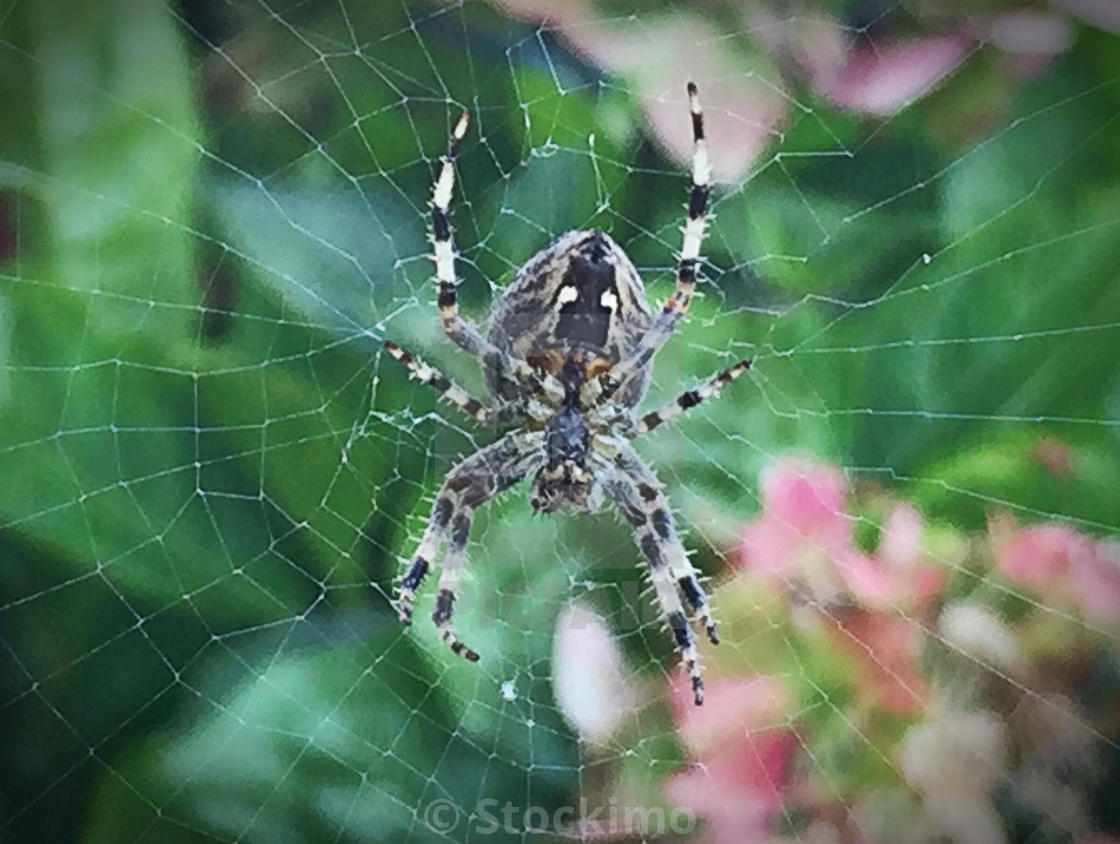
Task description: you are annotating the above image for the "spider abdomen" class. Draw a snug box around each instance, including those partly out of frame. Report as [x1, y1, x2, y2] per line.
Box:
[485, 229, 653, 408]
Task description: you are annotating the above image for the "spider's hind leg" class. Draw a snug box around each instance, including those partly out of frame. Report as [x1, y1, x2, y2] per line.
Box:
[396, 495, 450, 626]
[431, 503, 480, 660]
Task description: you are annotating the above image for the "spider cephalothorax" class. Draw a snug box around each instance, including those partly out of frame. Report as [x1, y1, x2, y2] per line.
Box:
[531, 405, 595, 513]
[386, 84, 751, 705]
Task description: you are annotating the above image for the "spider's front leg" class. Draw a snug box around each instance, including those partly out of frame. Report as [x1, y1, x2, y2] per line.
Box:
[602, 443, 719, 706]
[396, 430, 545, 660]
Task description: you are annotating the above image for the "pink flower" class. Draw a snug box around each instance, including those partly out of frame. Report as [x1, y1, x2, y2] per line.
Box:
[835, 503, 944, 612]
[742, 10, 974, 117]
[665, 731, 798, 844]
[758, 458, 850, 549]
[830, 610, 930, 715]
[740, 457, 942, 611]
[1069, 541, 1120, 623]
[743, 6, 1075, 122]
[665, 675, 798, 843]
[814, 34, 974, 116]
[667, 674, 793, 759]
[739, 457, 852, 603]
[992, 519, 1120, 623]
[993, 522, 1087, 592]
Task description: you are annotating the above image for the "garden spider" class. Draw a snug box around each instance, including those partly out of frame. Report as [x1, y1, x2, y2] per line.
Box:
[388, 84, 750, 705]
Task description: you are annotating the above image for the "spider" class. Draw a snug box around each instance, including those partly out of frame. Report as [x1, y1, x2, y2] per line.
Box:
[387, 83, 750, 705]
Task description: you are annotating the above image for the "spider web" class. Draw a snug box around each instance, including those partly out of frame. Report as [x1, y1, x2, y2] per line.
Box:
[2, 1, 1119, 842]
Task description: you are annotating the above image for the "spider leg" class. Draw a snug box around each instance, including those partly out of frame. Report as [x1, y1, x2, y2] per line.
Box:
[431, 110, 476, 354]
[397, 520, 444, 623]
[582, 82, 710, 407]
[428, 112, 565, 405]
[431, 503, 480, 660]
[634, 358, 751, 436]
[384, 340, 495, 426]
[602, 443, 718, 706]
[396, 430, 545, 661]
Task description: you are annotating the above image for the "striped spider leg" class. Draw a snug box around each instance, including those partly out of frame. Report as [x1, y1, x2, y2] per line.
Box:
[599, 361, 751, 705]
[383, 340, 557, 428]
[384, 340, 494, 426]
[396, 429, 546, 660]
[599, 441, 719, 705]
[582, 81, 711, 408]
[429, 110, 565, 406]
[634, 358, 752, 435]
[586, 356, 751, 436]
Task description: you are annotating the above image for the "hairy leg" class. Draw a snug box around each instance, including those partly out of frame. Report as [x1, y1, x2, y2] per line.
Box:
[582, 82, 711, 407]
[602, 443, 718, 705]
[427, 112, 564, 405]
[634, 358, 750, 435]
[384, 340, 494, 425]
[396, 430, 545, 660]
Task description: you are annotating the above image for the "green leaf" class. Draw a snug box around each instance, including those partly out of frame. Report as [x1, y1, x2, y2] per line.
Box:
[0, 2, 321, 627]
[81, 618, 575, 844]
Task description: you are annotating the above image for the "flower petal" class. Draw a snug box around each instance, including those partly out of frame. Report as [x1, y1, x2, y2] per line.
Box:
[553, 601, 636, 744]
[669, 674, 793, 759]
[821, 35, 972, 116]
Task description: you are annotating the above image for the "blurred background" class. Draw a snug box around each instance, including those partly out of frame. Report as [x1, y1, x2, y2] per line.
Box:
[1, 1, 1119, 842]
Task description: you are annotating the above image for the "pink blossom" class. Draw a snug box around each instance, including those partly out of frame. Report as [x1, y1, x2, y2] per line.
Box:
[992, 519, 1120, 622]
[758, 458, 849, 547]
[815, 34, 973, 116]
[741, 458, 941, 611]
[830, 610, 930, 715]
[747, 5, 1087, 118]
[665, 675, 798, 842]
[993, 521, 1085, 593]
[835, 503, 944, 611]
[740, 9, 974, 117]
[1069, 541, 1120, 623]
[739, 457, 852, 603]
[665, 731, 798, 844]
[667, 673, 793, 759]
